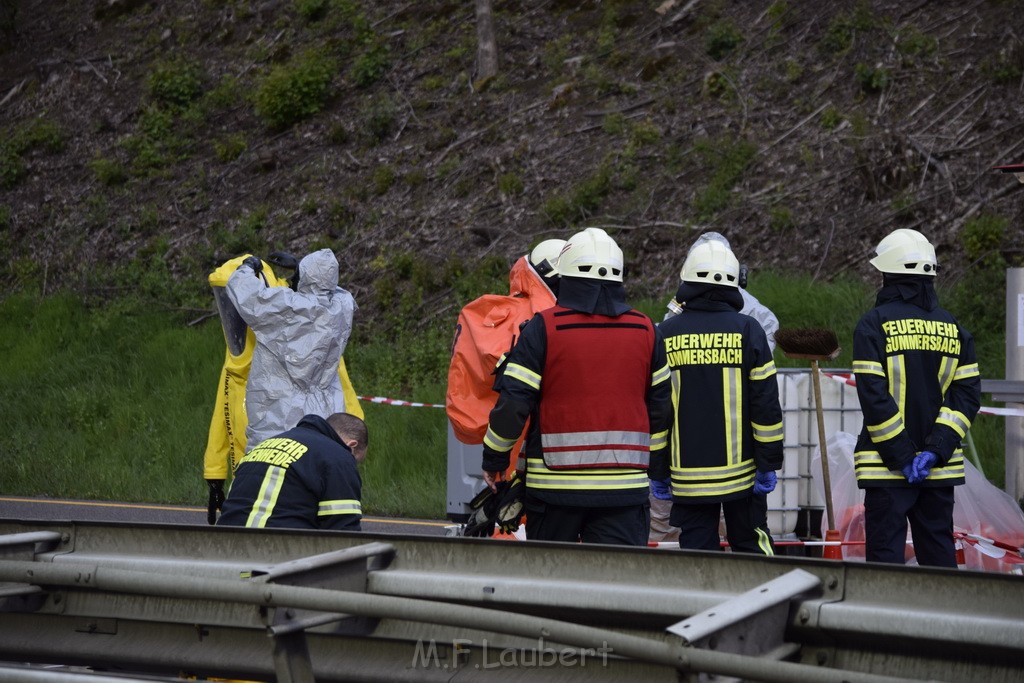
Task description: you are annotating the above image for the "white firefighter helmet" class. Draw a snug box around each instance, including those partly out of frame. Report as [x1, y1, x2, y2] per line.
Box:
[679, 238, 740, 287]
[689, 231, 731, 252]
[556, 227, 624, 282]
[869, 228, 937, 276]
[529, 239, 566, 280]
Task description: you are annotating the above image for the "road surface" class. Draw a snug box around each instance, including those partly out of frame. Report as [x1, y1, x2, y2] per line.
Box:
[0, 496, 457, 536]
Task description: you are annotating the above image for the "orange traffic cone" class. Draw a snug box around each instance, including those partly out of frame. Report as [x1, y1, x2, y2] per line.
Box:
[823, 528, 843, 560]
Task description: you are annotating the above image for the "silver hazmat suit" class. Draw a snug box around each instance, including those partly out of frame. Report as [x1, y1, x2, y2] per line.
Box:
[226, 248, 356, 449]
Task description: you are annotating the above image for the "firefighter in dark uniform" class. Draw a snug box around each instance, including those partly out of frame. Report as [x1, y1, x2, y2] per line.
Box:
[481, 227, 673, 546]
[217, 413, 368, 531]
[853, 228, 980, 567]
[655, 238, 784, 554]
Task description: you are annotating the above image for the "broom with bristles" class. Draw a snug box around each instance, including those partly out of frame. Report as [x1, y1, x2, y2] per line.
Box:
[774, 328, 843, 558]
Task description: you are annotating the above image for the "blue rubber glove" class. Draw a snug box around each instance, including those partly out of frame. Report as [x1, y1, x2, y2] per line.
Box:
[901, 461, 920, 483]
[650, 478, 672, 500]
[913, 451, 937, 482]
[753, 470, 777, 495]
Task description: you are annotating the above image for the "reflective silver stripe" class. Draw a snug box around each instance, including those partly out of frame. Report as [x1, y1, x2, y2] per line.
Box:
[752, 421, 784, 443]
[652, 362, 670, 386]
[929, 453, 965, 481]
[246, 467, 286, 528]
[724, 367, 741, 465]
[669, 462, 756, 498]
[888, 355, 906, 419]
[670, 460, 756, 496]
[866, 413, 904, 443]
[543, 430, 649, 448]
[504, 362, 541, 390]
[749, 361, 776, 381]
[852, 360, 884, 376]
[854, 450, 965, 482]
[937, 356, 956, 395]
[670, 461, 754, 480]
[543, 447, 649, 468]
[671, 480, 754, 497]
[954, 363, 979, 379]
[318, 499, 361, 516]
[650, 429, 668, 451]
[524, 459, 649, 490]
[483, 426, 517, 452]
[936, 407, 971, 438]
[670, 369, 682, 470]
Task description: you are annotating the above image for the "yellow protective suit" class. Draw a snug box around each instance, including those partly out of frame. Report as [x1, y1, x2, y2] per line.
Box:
[202, 255, 363, 481]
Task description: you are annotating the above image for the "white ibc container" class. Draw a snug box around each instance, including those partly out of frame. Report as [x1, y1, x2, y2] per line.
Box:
[774, 369, 863, 537]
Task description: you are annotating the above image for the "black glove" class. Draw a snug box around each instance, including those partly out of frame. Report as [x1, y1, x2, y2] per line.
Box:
[464, 484, 501, 537]
[241, 256, 263, 277]
[495, 472, 525, 534]
[207, 479, 225, 525]
[267, 251, 300, 290]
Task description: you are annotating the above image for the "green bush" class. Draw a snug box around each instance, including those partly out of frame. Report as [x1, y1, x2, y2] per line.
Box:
[705, 19, 744, 60]
[693, 136, 757, 220]
[213, 133, 247, 162]
[350, 44, 390, 87]
[294, 0, 328, 22]
[254, 50, 337, 129]
[0, 143, 24, 188]
[359, 93, 397, 144]
[371, 164, 395, 195]
[90, 156, 128, 186]
[147, 59, 204, 108]
[854, 62, 890, 93]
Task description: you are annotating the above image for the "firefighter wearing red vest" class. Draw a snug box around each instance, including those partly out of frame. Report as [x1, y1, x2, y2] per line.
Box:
[852, 228, 980, 567]
[481, 227, 673, 545]
[654, 238, 784, 554]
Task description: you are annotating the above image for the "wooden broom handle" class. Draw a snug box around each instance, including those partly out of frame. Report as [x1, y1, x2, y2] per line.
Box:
[811, 359, 836, 531]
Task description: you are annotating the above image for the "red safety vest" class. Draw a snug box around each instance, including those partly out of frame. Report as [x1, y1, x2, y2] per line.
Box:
[538, 307, 655, 469]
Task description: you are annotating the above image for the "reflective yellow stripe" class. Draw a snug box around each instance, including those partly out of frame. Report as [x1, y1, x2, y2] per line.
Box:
[483, 426, 517, 452]
[752, 421, 784, 443]
[866, 413, 904, 443]
[650, 429, 668, 452]
[652, 362, 670, 386]
[670, 460, 755, 497]
[756, 527, 774, 556]
[724, 367, 742, 465]
[888, 355, 906, 420]
[246, 467, 286, 528]
[937, 356, 956, 396]
[749, 360, 776, 381]
[854, 450, 965, 482]
[670, 369, 682, 470]
[318, 499, 361, 516]
[954, 363, 979, 379]
[852, 360, 884, 376]
[524, 458, 649, 490]
[504, 362, 541, 390]
[936, 407, 971, 438]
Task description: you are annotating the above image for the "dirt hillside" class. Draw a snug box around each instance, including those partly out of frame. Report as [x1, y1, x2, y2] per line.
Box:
[1, 0, 1022, 327]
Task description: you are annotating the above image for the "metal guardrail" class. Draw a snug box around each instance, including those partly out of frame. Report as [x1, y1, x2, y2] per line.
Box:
[1, 521, 1022, 682]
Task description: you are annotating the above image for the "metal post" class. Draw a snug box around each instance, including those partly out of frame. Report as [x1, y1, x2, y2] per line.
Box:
[1006, 268, 1024, 506]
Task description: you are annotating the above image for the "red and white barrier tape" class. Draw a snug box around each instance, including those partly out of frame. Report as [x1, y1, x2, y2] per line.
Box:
[358, 395, 445, 409]
[823, 373, 1024, 418]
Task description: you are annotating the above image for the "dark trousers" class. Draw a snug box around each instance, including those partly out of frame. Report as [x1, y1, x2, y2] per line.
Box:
[670, 494, 775, 555]
[524, 500, 650, 546]
[864, 486, 956, 568]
